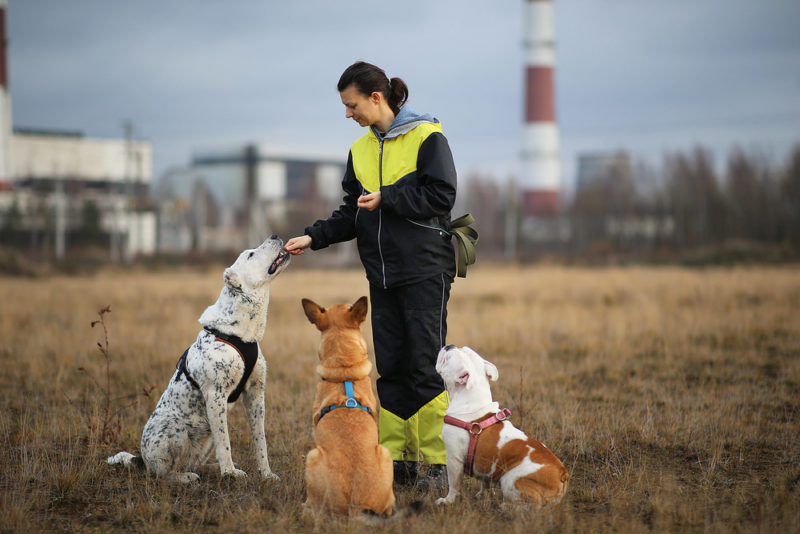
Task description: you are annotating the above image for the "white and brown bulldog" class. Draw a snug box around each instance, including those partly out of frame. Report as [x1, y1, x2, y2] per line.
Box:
[435, 345, 569, 506]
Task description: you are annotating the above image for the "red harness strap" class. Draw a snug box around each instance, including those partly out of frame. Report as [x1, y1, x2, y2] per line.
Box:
[443, 408, 512, 477]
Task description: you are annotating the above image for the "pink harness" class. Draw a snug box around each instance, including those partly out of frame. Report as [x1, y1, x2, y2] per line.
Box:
[443, 408, 512, 477]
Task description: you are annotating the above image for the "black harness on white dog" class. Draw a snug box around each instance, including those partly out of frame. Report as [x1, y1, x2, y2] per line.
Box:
[174, 327, 258, 403]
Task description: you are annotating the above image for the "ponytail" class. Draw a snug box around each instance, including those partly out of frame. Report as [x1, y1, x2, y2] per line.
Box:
[388, 77, 408, 115]
[338, 61, 408, 115]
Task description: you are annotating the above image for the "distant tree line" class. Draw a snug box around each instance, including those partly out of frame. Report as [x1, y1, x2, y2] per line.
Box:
[461, 143, 800, 261]
[3, 143, 799, 266]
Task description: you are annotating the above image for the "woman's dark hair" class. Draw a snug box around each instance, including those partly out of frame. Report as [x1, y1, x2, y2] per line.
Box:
[337, 61, 408, 115]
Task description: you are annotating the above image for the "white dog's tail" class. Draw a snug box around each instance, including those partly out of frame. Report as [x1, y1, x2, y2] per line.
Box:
[106, 451, 145, 470]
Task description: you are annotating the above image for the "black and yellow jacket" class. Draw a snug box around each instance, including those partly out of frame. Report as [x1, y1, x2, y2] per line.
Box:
[305, 107, 457, 288]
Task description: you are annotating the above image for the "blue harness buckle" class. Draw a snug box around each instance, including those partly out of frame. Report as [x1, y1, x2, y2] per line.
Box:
[344, 381, 358, 408]
[318, 380, 372, 422]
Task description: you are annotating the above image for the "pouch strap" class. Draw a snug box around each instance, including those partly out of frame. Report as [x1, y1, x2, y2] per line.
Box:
[450, 213, 479, 278]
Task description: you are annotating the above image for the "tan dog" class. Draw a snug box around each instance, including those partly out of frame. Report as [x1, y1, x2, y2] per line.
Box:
[301, 296, 396, 517]
[435, 345, 569, 507]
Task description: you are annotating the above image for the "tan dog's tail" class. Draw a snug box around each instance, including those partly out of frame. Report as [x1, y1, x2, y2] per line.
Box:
[357, 501, 424, 525]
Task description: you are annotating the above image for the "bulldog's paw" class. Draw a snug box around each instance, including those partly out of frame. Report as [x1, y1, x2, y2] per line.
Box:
[436, 496, 454, 505]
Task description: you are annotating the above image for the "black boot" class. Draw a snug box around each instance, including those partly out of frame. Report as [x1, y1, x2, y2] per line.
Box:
[414, 464, 448, 492]
[393, 461, 419, 487]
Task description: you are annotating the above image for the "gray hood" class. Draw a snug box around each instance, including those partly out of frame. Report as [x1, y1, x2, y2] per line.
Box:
[372, 106, 439, 140]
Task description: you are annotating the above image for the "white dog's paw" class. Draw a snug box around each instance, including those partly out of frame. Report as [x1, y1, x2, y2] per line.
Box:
[222, 468, 247, 479]
[436, 497, 453, 505]
[172, 472, 201, 484]
[260, 470, 280, 482]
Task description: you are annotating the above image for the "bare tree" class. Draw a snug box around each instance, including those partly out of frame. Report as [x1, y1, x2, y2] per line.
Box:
[781, 145, 800, 248]
[664, 146, 726, 247]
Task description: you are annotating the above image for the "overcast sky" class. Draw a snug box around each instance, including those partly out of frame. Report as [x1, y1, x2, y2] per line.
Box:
[7, 0, 800, 195]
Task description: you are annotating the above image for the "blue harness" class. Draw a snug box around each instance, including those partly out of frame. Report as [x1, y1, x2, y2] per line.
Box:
[318, 380, 373, 422]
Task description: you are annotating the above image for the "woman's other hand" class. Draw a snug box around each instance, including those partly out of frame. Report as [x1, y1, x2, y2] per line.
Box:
[357, 191, 381, 211]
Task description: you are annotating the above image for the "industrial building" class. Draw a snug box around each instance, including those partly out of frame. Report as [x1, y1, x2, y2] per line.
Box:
[0, 0, 155, 261]
[575, 151, 634, 193]
[156, 144, 351, 261]
[3, 127, 155, 261]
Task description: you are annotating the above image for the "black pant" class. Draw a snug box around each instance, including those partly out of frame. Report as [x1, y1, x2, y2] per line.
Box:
[370, 274, 450, 421]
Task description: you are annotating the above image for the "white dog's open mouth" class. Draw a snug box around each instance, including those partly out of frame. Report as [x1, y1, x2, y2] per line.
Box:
[457, 371, 470, 385]
[268, 250, 289, 275]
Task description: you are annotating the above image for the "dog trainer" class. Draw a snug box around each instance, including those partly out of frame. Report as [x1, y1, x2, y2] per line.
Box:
[285, 61, 458, 491]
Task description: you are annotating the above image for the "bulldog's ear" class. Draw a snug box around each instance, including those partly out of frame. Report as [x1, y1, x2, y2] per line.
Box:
[224, 268, 242, 290]
[301, 298, 327, 330]
[349, 296, 368, 324]
[463, 346, 499, 382]
[435, 347, 449, 374]
[483, 360, 499, 382]
[460, 371, 475, 389]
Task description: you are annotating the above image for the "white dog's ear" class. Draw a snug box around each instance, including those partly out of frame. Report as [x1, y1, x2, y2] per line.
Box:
[224, 268, 242, 290]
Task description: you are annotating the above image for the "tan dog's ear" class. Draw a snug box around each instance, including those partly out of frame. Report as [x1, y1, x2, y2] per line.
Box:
[349, 296, 368, 324]
[301, 298, 327, 330]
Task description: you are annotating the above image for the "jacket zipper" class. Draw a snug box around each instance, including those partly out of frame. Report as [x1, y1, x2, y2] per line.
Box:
[378, 138, 386, 288]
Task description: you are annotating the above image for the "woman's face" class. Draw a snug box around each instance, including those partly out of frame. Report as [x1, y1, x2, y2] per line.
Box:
[340, 85, 382, 127]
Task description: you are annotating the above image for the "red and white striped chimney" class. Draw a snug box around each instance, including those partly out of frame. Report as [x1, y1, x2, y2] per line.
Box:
[0, 0, 11, 181]
[522, 0, 560, 217]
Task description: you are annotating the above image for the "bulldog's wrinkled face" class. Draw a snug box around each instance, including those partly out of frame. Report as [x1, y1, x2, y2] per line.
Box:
[435, 345, 499, 392]
[223, 235, 290, 293]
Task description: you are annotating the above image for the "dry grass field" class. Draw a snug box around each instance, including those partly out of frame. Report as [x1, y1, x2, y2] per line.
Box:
[1, 263, 798, 533]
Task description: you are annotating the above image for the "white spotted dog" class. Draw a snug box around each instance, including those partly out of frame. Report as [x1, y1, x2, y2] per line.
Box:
[435, 345, 569, 507]
[107, 235, 290, 483]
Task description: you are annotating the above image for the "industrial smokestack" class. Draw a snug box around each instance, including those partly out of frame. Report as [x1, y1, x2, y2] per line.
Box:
[522, 0, 560, 217]
[0, 0, 11, 181]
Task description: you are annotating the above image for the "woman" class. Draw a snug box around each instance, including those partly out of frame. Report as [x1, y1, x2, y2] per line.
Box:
[285, 61, 457, 491]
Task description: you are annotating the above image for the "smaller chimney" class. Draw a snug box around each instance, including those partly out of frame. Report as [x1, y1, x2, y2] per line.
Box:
[0, 0, 12, 181]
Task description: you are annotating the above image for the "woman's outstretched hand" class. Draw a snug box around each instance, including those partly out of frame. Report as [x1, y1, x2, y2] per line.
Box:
[285, 235, 312, 255]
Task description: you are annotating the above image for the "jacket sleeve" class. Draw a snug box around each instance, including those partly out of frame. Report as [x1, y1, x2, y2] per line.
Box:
[304, 151, 361, 250]
[380, 132, 457, 219]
